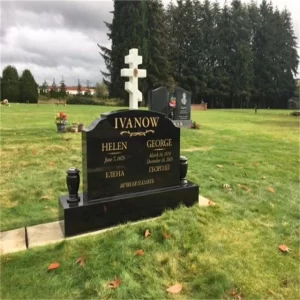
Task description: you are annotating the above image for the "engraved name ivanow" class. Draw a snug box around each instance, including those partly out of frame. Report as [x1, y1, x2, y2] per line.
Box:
[114, 116, 159, 129]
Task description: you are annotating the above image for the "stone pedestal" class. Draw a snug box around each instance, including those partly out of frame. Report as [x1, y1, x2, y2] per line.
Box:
[59, 181, 199, 237]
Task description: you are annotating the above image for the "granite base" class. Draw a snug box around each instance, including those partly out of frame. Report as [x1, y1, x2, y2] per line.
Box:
[172, 120, 192, 128]
[59, 181, 199, 237]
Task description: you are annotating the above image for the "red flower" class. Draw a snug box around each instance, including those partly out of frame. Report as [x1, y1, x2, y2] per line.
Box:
[169, 99, 176, 108]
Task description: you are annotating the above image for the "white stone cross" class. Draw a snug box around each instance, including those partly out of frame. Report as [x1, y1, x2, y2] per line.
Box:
[121, 48, 147, 109]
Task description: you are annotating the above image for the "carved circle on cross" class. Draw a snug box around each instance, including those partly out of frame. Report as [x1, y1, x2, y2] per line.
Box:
[133, 68, 138, 77]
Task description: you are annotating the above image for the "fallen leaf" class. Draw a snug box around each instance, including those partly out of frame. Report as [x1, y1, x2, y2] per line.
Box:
[74, 255, 85, 267]
[163, 231, 172, 239]
[236, 295, 243, 300]
[268, 187, 275, 193]
[223, 183, 233, 191]
[261, 176, 266, 179]
[48, 161, 56, 167]
[48, 262, 60, 271]
[40, 195, 51, 200]
[136, 249, 144, 256]
[108, 278, 121, 289]
[217, 164, 223, 168]
[279, 244, 290, 252]
[144, 229, 151, 238]
[269, 290, 275, 295]
[208, 200, 216, 206]
[166, 283, 183, 294]
[231, 289, 237, 296]
[237, 184, 251, 193]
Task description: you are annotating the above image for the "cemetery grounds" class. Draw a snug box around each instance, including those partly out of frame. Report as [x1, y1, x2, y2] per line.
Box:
[0, 104, 299, 299]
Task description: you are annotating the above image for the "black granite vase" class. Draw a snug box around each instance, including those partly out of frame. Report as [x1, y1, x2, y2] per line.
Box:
[180, 156, 188, 185]
[66, 168, 80, 204]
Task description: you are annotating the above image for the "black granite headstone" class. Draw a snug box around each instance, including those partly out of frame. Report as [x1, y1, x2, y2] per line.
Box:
[82, 109, 180, 201]
[174, 87, 191, 121]
[59, 109, 199, 236]
[148, 87, 169, 116]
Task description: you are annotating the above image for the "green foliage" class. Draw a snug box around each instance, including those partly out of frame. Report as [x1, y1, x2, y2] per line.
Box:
[20, 69, 38, 103]
[40, 80, 49, 96]
[77, 79, 82, 96]
[84, 81, 92, 97]
[66, 95, 124, 106]
[49, 79, 58, 98]
[98, 0, 172, 105]
[99, 0, 299, 108]
[95, 82, 109, 98]
[59, 78, 67, 99]
[1, 65, 20, 102]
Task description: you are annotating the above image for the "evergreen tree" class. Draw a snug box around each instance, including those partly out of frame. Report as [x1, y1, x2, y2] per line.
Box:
[98, 0, 144, 101]
[144, 0, 172, 95]
[59, 77, 67, 98]
[228, 0, 253, 108]
[84, 80, 92, 97]
[252, 0, 277, 108]
[272, 9, 299, 107]
[214, 2, 232, 107]
[1, 65, 20, 102]
[77, 79, 82, 95]
[40, 80, 49, 96]
[50, 79, 57, 98]
[20, 69, 38, 103]
[99, 0, 171, 104]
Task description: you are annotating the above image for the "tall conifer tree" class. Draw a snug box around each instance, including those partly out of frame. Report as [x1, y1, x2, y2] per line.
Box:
[20, 69, 38, 103]
[1, 65, 20, 102]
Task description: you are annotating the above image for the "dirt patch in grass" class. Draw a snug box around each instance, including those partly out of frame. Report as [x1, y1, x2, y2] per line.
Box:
[182, 146, 214, 152]
[0, 189, 19, 208]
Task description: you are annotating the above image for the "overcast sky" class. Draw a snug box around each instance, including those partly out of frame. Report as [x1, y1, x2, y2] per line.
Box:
[0, 0, 299, 87]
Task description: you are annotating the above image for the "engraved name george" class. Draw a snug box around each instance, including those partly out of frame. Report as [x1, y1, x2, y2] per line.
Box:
[149, 164, 171, 173]
[147, 139, 172, 148]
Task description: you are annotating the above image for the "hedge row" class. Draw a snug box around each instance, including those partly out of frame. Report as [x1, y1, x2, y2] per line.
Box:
[66, 96, 124, 106]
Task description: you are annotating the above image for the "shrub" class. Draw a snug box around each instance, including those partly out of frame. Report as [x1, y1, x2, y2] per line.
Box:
[66, 95, 124, 106]
[191, 121, 200, 129]
[290, 111, 300, 117]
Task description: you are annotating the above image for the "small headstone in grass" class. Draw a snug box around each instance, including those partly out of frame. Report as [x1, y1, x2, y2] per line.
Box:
[58, 48, 199, 237]
[148, 86, 192, 128]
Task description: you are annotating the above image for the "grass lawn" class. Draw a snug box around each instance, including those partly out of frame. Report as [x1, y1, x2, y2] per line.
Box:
[0, 104, 299, 299]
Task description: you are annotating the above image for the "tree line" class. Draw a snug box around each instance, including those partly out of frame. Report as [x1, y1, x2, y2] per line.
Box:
[0, 65, 38, 103]
[0, 64, 110, 102]
[99, 0, 299, 108]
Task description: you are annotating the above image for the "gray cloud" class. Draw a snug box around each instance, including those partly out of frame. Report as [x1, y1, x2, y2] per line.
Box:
[0, 0, 113, 86]
[1, 1, 113, 33]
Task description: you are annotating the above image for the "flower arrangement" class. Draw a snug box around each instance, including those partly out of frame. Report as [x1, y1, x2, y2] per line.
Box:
[169, 97, 176, 108]
[55, 112, 68, 124]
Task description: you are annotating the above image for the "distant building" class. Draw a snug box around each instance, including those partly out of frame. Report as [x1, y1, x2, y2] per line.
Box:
[64, 86, 95, 95]
[40, 86, 96, 95]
